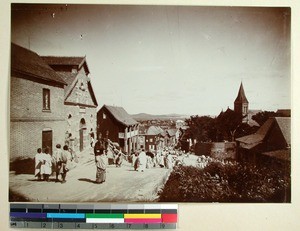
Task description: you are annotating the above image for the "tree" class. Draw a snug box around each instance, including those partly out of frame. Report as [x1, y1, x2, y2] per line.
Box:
[216, 109, 243, 141]
[184, 115, 218, 142]
[252, 111, 276, 126]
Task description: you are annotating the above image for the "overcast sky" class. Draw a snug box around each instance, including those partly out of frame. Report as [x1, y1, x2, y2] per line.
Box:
[11, 4, 291, 116]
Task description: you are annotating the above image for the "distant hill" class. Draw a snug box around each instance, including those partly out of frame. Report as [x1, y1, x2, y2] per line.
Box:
[131, 113, 189, 121]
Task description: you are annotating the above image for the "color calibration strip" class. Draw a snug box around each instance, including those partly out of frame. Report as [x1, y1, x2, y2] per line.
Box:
[10, 204, 178, 229]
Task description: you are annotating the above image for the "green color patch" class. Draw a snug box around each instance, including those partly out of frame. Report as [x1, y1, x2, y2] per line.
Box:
[86, 213, 124, 218]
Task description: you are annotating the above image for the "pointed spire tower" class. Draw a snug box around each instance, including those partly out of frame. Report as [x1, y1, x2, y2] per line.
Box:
[234, 82, 249, 117]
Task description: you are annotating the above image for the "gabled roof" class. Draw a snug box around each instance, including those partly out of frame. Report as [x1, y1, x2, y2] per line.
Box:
[234, 82, 249, 104]
[43, 56, 98, 107]
[55, 71, 77, 94]
[236, 117, 290, 149]
[11, 43, 66, 85]
[166, 129, 177, 137]
[42, 56, 90, 74]
[275, 117, 291, 146]
[101, 105, 138, 126]
[276, 109, 291, 117]
[146, 126, 164, 136]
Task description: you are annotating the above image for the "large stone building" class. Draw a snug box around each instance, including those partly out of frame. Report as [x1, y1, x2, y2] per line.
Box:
[10, 43, 67, 159]
[10, 44, 98, 160]
[42, 56, 98, 153]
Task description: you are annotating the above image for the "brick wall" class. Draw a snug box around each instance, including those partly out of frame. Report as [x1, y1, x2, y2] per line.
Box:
[10, 76, 65, 119]
[10, 76, 66, 160]
[10, 121, 65, 160]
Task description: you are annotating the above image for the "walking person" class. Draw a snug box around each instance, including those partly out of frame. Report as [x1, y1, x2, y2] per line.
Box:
[94, 133, 106, 184]
[34, 148, 43, 181]
[40, 148, 52, 182]
[52, 144, 63, 182]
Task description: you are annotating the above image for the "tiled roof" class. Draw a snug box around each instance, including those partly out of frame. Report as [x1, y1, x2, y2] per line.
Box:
[147, 126, 164, 136]
[55, 71, 77, 94]
[236, 117, 290, 149]
[104, 105, 138, 126]
[11, 43, 66, 85]
[42, 56, 85, 66]
[236, 118, 274, 145]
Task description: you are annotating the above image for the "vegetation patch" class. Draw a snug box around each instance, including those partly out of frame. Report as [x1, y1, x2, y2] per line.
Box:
[159, 161, 290, 202]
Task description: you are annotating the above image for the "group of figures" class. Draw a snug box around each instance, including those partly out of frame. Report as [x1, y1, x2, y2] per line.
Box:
[35, 144, 77, 183]
[92, 130, 199, 183]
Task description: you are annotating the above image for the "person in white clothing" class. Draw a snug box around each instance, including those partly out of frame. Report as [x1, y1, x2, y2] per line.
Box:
[34, 148, 43, 180]
[40, 148, 52, 182]
[137, 148, 147, 172]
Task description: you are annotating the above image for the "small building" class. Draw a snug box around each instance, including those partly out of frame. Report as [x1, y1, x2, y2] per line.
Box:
[165, 128, 177, 147]
[10, 43, 67, 159]
[42, 56, 98, 153]
[144, 126, 165, 151]
[97, 105, 139, 154]
[236, 117, 291, 165]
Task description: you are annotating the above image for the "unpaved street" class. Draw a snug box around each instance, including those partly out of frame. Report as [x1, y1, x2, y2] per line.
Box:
[9, 154, 172, 202]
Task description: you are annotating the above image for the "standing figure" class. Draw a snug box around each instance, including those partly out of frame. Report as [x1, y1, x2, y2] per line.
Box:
[115, 151, 123, 167]
[137, 148, 147, 172]
[52, 144, 63, 182]
[40, 148, 52, 182]
[34, 148, 43, 180]
[165, 153, 173, 169]
[60, 145, 72, 184]
[94, 133, 106, 184]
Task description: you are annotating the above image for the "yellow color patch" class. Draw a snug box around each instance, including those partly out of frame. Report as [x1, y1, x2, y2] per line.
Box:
[124, 214, 161, 219]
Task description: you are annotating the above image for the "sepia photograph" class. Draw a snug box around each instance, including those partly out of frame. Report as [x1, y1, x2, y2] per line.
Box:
[9, 4, 291, 203]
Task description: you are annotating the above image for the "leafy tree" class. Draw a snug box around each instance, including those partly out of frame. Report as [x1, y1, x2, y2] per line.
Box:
[252, 111, 276, 126]
[216, 109, 243, 141]
[184, 115, 218, 142]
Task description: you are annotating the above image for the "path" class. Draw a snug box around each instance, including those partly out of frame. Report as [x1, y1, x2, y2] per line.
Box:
[9, 153, 172, 202]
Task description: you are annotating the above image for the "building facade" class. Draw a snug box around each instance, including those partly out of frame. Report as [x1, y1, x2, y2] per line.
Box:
[10, 43, 66, 159]
[42, 56, 98, 153]
[97, 105, 139, 154]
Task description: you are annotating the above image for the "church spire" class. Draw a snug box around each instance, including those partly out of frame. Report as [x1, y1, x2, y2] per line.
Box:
[234, 82, 248, 104]
[234, 82, 249, 118]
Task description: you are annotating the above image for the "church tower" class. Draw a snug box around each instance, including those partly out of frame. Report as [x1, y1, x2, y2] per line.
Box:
[234, 82, 249, 118]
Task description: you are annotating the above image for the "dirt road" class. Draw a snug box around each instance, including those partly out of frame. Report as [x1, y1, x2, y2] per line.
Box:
[9, 154, 172, 203]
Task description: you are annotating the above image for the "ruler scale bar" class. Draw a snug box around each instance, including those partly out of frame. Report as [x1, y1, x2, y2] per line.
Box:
[10, 203, 178, 229]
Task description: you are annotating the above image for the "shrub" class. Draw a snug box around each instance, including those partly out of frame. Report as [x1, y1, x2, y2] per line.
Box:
[159, 160, 290, 202]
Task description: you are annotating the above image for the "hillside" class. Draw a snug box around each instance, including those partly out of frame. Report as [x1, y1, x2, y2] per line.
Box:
[131, 113, 189, 121]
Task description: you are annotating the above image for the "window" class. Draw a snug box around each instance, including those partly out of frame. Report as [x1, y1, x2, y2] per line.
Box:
[103, 113, 106, 119]
[43, 89, 50, 111]
[149, 138, 153, 142]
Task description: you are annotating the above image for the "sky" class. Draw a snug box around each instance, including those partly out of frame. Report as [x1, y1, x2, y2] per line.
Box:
[11, 4, 291, 116]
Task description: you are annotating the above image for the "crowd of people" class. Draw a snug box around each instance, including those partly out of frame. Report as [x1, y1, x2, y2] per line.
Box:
[34, 144, 77, 183]
[34, 132, 212, 185]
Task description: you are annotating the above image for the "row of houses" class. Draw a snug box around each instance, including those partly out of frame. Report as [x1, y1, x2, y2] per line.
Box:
[10, 43, 179, 160]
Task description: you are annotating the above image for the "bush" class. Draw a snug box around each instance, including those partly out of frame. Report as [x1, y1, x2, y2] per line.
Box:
[159, 160, 290, 202]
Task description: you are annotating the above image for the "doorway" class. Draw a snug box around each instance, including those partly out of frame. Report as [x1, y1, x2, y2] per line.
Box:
[42, 130, 53, 154]
[79, 118, 86, 152]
